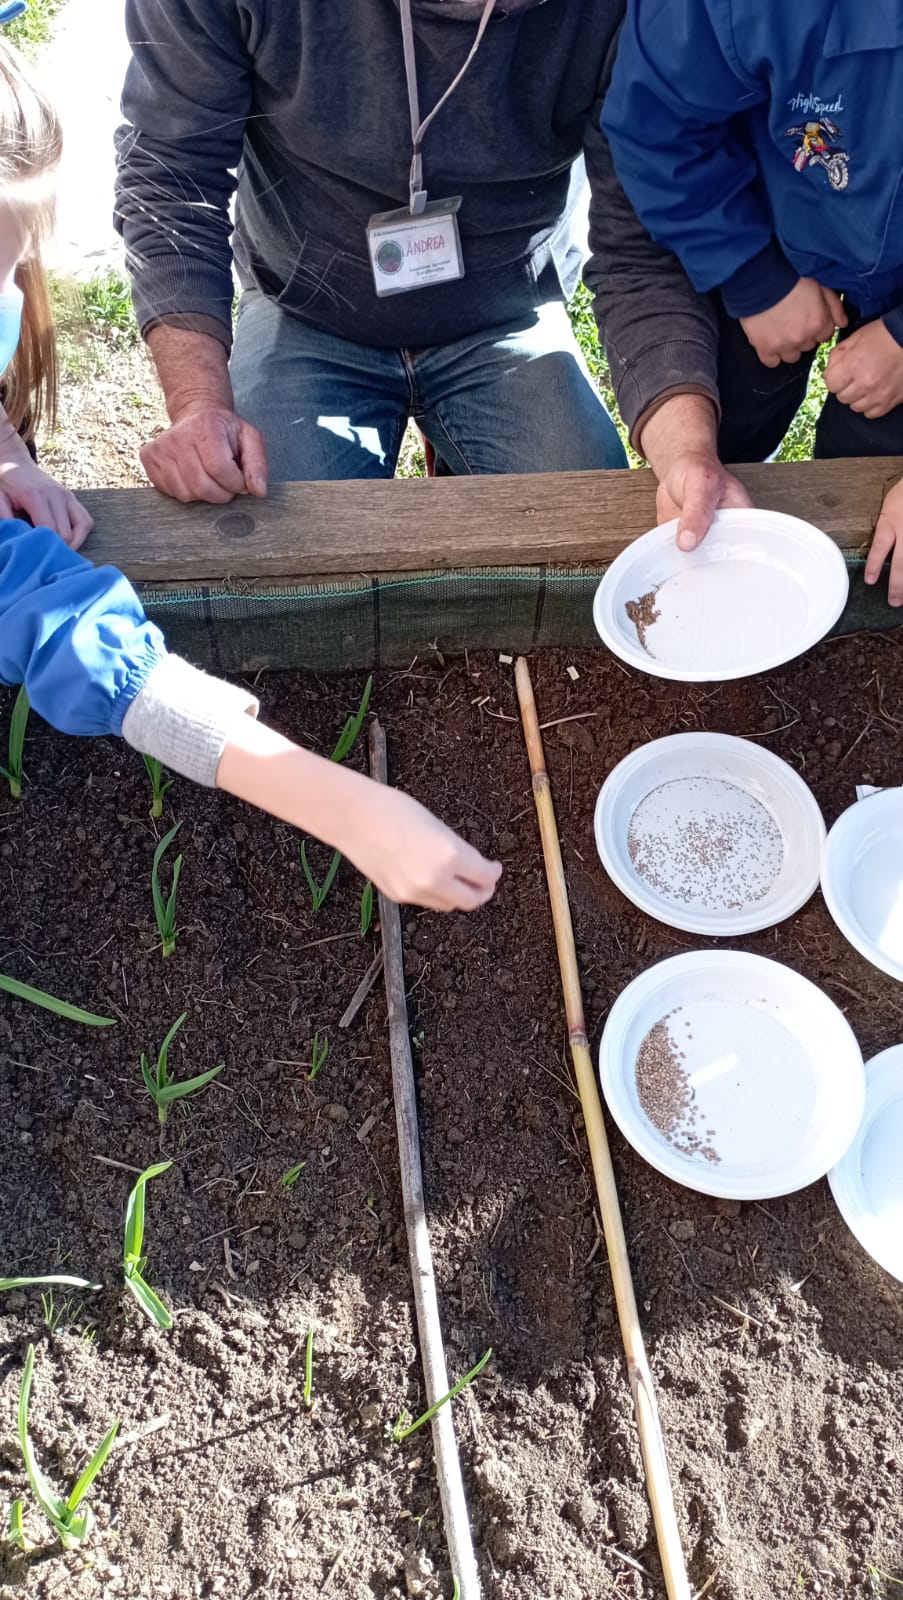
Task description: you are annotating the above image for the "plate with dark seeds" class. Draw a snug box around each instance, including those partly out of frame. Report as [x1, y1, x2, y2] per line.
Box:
[600, 951, 865, 1199]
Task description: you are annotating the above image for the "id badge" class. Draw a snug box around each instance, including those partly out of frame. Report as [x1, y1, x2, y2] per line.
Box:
[366, 197, 464, 297]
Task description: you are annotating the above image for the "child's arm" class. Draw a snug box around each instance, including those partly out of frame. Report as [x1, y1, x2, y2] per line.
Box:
[0, 518, 502, 909]
[0, 406, 94, 548]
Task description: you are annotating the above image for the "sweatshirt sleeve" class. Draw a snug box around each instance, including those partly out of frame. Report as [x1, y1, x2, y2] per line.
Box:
[0, 519, 259, 784]
[601, 0, 795, 313]
[584, 44, 720, 445]
[115, 0, 254, 346]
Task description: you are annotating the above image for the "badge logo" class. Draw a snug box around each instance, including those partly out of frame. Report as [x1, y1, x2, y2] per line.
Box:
[785, 119, 850, 192]
[375, 239, 404, 275]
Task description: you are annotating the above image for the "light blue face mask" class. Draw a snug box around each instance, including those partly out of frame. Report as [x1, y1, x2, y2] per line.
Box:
[0, 285, 23, 376]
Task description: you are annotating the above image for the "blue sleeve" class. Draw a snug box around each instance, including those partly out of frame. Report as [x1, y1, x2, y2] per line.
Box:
[602, 0, 795, 310]
[0, 519, 167, 737]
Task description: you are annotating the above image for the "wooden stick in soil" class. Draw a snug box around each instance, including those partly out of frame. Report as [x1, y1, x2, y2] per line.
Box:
[368, 718, 483, 1600]
[514, 657, 692, 1600]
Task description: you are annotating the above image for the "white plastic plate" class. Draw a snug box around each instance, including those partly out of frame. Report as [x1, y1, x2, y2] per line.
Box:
[820, 789, 903, 982]
[594, 733, 825, 936]
[593, 508, 849, 682]
[829, 1044, 903, 1282]
[599, 951, 865, 1200]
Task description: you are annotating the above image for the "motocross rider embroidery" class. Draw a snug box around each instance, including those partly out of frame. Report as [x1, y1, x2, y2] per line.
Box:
[785, 119, 850, 191]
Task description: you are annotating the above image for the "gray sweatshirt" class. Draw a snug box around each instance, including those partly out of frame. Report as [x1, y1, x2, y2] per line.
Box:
[115, 0, 718, 436]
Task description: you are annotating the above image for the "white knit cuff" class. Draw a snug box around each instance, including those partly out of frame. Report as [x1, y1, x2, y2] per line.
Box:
[120, 654, 259, 787]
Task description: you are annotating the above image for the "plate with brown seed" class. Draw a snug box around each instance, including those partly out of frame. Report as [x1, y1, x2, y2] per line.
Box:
[593, 508, 848, 681]
[594, 733, 825, 935]
[599, 952, 865, 1199]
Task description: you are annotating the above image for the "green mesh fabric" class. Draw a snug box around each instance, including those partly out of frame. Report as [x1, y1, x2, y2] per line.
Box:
[138, 559, 894, 674]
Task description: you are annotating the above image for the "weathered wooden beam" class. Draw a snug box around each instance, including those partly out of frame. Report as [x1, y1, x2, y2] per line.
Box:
[75, 456, 900, 582]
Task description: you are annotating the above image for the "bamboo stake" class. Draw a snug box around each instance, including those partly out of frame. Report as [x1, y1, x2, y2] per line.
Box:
[514, 656, 692, 1600]
[368, 719, 482, 1600]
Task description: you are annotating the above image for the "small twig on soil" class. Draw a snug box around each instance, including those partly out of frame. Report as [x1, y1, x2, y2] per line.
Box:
[117, 1413, 172, 1449]
[91, 1154, 147, 1175]
[711, 1295, 769, 1331]
[693, 1572, 719, 1600]
[320, 1548, 346, 1592]
[612, 1547, 655, 1580]
[294, 931, 363, 953]
[339, 948, 384, 1028]
[537, 711, 599, 731]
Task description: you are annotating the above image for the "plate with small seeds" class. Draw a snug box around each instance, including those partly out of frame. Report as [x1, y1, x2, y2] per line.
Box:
[593, 508, 849, 682]
[599, 951, 865, 1199]
[594, 733, 825, 935]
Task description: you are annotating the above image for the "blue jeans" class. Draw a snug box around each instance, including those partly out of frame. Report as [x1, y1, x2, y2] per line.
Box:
[229, 291, 627, 480]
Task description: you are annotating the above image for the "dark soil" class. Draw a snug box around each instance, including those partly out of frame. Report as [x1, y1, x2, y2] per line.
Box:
[1, 632, 902, 1600]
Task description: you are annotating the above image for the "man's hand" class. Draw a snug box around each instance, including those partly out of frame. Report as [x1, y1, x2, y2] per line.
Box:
[655, 451, 752, 550]
[824, 319, 903, 418]
[638, 393, 752, 552]
[741, 278, 846, 368]
[140, 404, 268, 505]
[865, 476, 903, 607]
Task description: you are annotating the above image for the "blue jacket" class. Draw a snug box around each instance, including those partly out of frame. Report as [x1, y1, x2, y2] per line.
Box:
[603, 0, 903, 340]
[0, 517, 166, 736]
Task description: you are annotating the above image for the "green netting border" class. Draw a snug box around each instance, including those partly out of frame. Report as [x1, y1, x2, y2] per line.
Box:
[138, 558, 894, 675]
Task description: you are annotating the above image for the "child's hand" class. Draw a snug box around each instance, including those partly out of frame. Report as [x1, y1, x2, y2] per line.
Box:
[338, 783, 502, 912]
[740, 279, 846, 368]
[824, 319, 903, 418]
[0, 458, 93, 549]
[865, 476, 903, 607]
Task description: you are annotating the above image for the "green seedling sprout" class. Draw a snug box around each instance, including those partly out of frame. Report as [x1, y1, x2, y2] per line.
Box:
[281, 1161, 307, 1188]
[17, 1343, 119, 1549]
[140, 1012, 224, 1124]
[299, 676, 373, 912]
[0, 1274, 101, 1295]
[151, 822, 183, 957]
[0, 685, 29, 798]
[392, 1348, 493, 1444]
[307, 1032, 329, 1082]
[360, 881, 374, 937]
[0, 973, 114, 1027]
[8, 1498, 27, 1551]
[299, 840, 342, 911]
[123, 1160, 173, 1328]
[303, 1328, 314, 1410]
[142, 755, 173, 819]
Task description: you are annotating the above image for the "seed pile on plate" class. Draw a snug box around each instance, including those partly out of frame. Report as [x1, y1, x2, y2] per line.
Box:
[625, 588, 660, 652]
[627, 778, 783, 913]
[635, 1008, 720, 1163]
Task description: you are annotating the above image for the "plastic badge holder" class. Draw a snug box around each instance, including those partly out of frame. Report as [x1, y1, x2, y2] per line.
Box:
[593, 508, 849, 682]
[594, 733, 825, 936]
[599, 951, 865, 1201]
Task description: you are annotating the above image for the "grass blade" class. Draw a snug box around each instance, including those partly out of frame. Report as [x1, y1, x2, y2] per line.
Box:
[65, 1421, 119, 1514]
[281, 1161, 306, 1188]
[0, 1275, 101, 1293]
[393, 1348, 493, 1443]
[124, 1271, 172, 1329]
[1, 685, 29, 797]
[151, 822, 183, 957]
[8, 1498, 26, 1550]
[156, 1061, 225, 1105]
[360, 880, 374, 936]
[0, 973, 114, 1027]
[18, 1346, 65, 1530]
[330, 675, 373, 763]
[303, 1328, 314, 1410]
[124, 1160, 172, 1265]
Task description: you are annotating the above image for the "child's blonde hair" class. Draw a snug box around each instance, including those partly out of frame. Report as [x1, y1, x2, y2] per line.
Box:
[0, 37, 60, 438]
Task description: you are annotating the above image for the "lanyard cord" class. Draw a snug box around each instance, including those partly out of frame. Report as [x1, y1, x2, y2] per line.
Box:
[399, 0, 497, 213]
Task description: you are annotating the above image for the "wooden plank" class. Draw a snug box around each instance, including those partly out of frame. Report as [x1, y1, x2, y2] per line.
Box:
[76, 456, 901, 582]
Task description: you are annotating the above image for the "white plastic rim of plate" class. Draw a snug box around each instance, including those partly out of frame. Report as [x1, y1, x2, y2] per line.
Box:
[594, 733, 825, 936]
[820, 789, 903, 982]
[593, 508, 849, 682]
[829, 1045, 903, 1282]
[599, 951, 865, 1200]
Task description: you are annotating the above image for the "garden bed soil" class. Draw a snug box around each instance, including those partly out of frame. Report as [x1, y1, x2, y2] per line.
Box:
[1, 632, 902, 1600]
